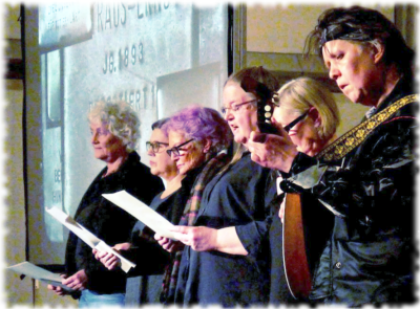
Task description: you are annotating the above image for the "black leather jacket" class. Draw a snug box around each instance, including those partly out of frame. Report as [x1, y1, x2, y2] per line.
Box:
[283, 77, 417, 306]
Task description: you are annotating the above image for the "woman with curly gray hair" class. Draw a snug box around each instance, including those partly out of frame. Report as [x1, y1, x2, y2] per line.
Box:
[88, 100, 140, 151]
[48, 100, 164, 307]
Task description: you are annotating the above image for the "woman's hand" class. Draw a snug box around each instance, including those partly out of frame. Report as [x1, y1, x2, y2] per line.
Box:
[170, 226, 248, 255]
[93, 242, 131, 271]
[248, 130, 298, 173]
[170, 226, 218, 252]
[154, 233, 184, 253]
[47, 274, 68, 296]
[61, 269, 88, 291]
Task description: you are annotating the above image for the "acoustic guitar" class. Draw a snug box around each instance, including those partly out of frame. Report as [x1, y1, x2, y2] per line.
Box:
[281, 94, 418, 300]
[282, 190, 334, 300]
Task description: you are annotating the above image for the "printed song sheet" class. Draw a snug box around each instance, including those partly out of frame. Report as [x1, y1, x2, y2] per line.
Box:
[7, 262, 74, 292]
[45, 207, 136, 273]
[102, 190, 177, 240]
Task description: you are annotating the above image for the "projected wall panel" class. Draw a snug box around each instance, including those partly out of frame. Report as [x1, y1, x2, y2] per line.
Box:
[35, 3, 228, 246]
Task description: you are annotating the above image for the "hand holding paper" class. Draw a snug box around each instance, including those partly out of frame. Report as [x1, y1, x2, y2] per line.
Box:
[45, 207, 136, 273]
[94, 242, 132, 271]
[7, 262, 74, 293]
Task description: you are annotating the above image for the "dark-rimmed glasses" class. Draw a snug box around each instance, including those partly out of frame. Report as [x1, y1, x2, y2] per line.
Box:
[221, 99, 258, 114]
[166, 139, 195, 157]
[283, 111, 309, 132]
[146, 141, 169, 154]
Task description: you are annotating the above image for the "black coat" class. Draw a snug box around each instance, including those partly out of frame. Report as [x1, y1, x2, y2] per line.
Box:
[124, 170, 201, 305]
[64, 151, 164, 295]
[284, 77, 417, 306]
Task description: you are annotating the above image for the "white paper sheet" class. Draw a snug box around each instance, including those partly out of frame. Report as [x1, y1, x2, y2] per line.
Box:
[7, 262, 74, 292]
[45, 207, 136, 273]
[102, 190, 177, 240]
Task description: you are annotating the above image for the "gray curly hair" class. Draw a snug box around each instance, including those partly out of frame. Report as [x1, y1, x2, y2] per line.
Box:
[88, 100, 140, 152]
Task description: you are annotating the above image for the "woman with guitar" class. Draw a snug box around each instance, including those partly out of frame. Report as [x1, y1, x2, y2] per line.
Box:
[266, 76, 340, 304]
[248, 6, 416, 306]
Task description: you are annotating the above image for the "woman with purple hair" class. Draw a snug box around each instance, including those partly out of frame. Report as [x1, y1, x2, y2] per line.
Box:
[156, 67, 280, 306]
[154, 105, 234, 304]
[94, 108, 232, 306]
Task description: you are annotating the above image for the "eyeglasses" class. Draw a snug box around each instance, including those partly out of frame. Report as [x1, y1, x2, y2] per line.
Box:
[166, 139, 195, 157]
[221, 99, 258, 114]
[146, 141, 169, 154]
[283, 111, 309, 133]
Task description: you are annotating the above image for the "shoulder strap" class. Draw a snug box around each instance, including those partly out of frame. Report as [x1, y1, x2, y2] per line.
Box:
[316, 94, 418, 162]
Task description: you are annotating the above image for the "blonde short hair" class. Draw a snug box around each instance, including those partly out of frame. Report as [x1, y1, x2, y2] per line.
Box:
[277, 77, 340, 141]
[88, 100, 140, 152]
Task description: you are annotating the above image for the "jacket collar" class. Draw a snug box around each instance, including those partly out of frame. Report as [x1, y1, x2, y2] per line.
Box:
[375, 74, 414, 114]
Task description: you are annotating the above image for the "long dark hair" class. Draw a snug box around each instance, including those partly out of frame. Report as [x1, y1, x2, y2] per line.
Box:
[305, 6, 415, 77]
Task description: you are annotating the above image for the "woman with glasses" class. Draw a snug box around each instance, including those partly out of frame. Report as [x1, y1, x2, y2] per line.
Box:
[97, 107, 232, 305]
[154, 105, 233, 305]
[250, 77, 340, 304]
[272, 77, 339, 157]
[249, 6, 416, 306]
[157, 66, 281, 306]
[93, 118, 187, 306]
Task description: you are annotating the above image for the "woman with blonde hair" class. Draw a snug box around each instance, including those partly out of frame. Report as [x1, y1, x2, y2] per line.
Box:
[261, 77, 341, 304]
[249, 5, 416, 305]
[272, 77, 340, 156]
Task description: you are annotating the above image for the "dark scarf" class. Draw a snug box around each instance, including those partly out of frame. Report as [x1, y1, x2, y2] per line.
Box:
[160, 152, 230, 304]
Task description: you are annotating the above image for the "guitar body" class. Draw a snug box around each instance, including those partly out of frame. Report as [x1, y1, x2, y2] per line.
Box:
[282, 192, 334, 300]
[283, 193, 311, 299]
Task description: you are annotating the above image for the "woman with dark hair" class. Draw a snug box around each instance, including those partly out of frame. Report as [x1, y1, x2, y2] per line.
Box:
[249, 6, 417, 306]
[156, 67, 281, 306]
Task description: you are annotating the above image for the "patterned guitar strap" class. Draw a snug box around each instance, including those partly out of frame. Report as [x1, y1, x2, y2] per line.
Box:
[281, 94, 417, 300]
[316, 94, 418, 162]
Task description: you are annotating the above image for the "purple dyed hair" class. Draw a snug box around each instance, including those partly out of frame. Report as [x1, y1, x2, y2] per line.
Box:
[163, 105, 232, 154]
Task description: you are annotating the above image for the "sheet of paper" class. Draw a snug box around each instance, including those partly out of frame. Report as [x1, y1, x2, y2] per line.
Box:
[45, 207, 136, 273]
[102, 190, 177, 240]
[7, 262, 74, 292]
[45, 207, 100, 248]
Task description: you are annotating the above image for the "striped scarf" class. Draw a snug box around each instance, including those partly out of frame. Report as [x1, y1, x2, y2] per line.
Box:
[160, 152, 230, 304]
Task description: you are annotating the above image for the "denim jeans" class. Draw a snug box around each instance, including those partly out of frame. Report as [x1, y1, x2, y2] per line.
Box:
[79, 289, 125, 308]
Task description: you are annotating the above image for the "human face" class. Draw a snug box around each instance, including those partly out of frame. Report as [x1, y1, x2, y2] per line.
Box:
[272, 105, 321, 157]
[322, 40, 381, 107]
[90, 120, 126, 162]
[222, 81, 258, 147]
[167, 131, 207, 176]
[147, 128, 177, 180]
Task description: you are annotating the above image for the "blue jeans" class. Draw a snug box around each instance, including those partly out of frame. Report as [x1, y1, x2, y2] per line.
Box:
[79, 290, 125, 308]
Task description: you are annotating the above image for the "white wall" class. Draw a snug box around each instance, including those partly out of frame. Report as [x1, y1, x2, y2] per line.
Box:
[245, 4, 398, 135]
[3, 79, 33, 306]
